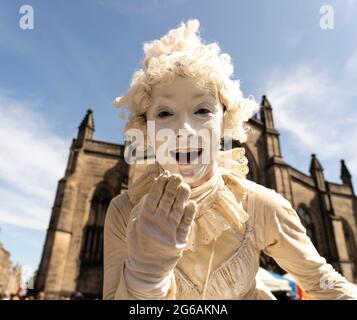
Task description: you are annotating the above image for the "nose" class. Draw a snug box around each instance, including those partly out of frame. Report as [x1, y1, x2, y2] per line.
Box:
[177, 115, 197, 138]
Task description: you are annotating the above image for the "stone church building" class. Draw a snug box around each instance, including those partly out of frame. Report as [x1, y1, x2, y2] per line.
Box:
[35, 96, 357, 299]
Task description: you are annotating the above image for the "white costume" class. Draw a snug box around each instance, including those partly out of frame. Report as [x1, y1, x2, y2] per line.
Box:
[104, 19, 357, 300]
[103, 148, 357, 300]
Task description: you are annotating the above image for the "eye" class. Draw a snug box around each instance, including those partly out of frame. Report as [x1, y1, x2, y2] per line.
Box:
[195, 108, 211, 115]
[157, 111, 173, 118]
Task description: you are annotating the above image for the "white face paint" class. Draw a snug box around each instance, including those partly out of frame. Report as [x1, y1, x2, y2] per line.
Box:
[146, 76, 223, 187]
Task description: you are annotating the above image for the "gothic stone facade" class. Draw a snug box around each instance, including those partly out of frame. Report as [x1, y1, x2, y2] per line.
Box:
[0, 243, 22, 296]
[36, 96, 357, 299]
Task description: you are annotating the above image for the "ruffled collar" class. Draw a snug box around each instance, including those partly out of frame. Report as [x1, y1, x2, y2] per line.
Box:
[127, 147, 250, 252]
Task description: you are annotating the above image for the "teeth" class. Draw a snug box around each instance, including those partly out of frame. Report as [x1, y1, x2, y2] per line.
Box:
[172, 148, 203, 164]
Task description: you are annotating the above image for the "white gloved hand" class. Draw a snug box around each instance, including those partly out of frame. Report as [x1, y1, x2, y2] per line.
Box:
[124, 171, 197, 299]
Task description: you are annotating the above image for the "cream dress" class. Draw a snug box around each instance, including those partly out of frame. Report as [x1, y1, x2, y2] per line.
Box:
[103, 148, 357, 300]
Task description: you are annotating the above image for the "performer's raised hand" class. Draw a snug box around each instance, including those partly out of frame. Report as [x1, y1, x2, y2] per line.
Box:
[125, 171, 197, 291]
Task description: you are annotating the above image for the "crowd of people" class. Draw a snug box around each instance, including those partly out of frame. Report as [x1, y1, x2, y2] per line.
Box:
[0, 290, 84, 300]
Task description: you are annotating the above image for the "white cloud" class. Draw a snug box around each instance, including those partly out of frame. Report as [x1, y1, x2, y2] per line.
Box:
[263, 64, 357, 181]
[0, 90, 69, 230]
[344, 50, 357, 76]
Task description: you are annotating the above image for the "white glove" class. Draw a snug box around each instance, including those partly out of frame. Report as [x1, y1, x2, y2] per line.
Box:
[124, 171, 197, 299]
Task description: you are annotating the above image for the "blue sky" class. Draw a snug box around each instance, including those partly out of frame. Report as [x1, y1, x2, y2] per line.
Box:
[0, 0, 357, 279]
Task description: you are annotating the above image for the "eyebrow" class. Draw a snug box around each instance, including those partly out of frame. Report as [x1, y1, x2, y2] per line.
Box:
[156, 91, 216, 100]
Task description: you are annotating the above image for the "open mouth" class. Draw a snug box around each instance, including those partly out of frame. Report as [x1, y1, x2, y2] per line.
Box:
[170, 148, 203, 165]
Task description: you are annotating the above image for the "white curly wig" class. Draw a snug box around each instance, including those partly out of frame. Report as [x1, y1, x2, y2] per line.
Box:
[114, 19, 259, 143]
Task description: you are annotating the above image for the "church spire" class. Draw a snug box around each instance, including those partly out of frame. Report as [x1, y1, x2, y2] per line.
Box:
[260, 95, 275, 129]
[340, 160, 351, 183]
[259, 95, 282, 160]
[340, 159, 354, 194]
[310, 153, 324, 172]
[76, 109, 95, 148]
[309, 154, 326, 191]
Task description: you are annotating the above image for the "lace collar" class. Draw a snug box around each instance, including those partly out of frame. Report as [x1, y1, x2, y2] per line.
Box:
[127, 147, 250, 252]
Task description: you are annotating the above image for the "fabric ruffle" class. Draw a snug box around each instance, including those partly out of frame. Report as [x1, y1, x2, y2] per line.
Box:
[185, 148, 250, 252]
[126, 147, 250, 252]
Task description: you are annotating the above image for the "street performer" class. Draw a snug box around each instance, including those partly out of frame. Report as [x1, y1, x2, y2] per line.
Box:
[103, 19, 357, 300]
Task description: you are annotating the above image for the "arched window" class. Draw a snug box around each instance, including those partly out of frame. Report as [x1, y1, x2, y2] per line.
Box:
[81, 186, 112, 263]
[297, 207, 318, 249]
[77, 185, 113, 298]
[87, 187, 112, 227]
[341, 219, 357, 279]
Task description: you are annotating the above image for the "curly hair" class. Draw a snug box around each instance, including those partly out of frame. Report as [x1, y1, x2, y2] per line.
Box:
[114, 19, 258, 143]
